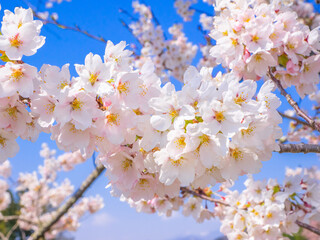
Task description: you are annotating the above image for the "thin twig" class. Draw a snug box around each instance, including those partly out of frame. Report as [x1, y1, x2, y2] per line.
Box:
[0, 216, 36, 225]
[119, 18, 143, 47]
[119, 8, 139, 21]
[277, 143, 320, 154]
[30, 164, 105, 240]
[0, 231, 6, 240]
[190, 7, 213, 16]
[33, 12, 108, 43]
[268, 69, 320, 132]
[5, 222, 18, 239]
[180, 187, 229, 206]
[278, 112, 313, 128]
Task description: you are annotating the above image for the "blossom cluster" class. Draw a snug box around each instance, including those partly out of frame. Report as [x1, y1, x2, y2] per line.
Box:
[0, 7, 45, 60]
[1, 1, 320, 239]
[123, 167, 320, 240]
[13, 143, 103, 239]
[129, 1, 198, 81]
[174, 0, 197, 22]
[45, 0, 71, 9]
[215, 167, 320, 240]
[173, 0, 216, 69]
[0, 6, 283, 207]
[123, 192, 214, 224]
[0, 160, 11, 214]
[101, 65, 282, 205]
[210, 0, 320, 97]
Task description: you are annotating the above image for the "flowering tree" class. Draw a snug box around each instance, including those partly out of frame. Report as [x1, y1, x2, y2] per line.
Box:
[1, 0, 320, 239]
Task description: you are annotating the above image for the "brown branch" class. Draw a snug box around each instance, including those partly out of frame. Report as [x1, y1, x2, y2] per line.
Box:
[180, 187, 229, 206]
[268, 69, 320, 132]
[190, 7, 213, 16]
[5, 222, 18, 240]
[277, 143, 320, 153]
[119, 19, 143, 47]
[33, 12, 108, 43]
[0, 216, 36, 225]
[0, 231, 6, 240]
[278, 112, 313, 128]
[30, 164, 105, 240]
[296, 220, 320, 236]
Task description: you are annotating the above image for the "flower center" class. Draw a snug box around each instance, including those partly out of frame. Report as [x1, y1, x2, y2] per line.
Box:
[251, 34, 259, 43]
[6, 107, 18, 119]
[170, 157, 184, 167]
[229, 148, 243, 161]
[71, 98, 83, 111]
[121, 158, 133, 171]
[89, 73, 99, 86]
[106, 113, 119, 126]
[117, 81, 129, 95]
[10, 68, 24, 82]
[214, 111, 225, 123]
[9, 34, 23, 48]
[0, 135, 6, 148]
[175, 136, 186, 149]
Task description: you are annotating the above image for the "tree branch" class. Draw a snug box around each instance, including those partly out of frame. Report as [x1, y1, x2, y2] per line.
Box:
[0, 216, 36, 225]
[296, 220, 320, 236]
[33, 12, 108, 43]
[5, 222, 18, 240]
[30, 164, 105, 240]
[268, 69, 320, 132]
[277, 143, 320, 153]
[278, 112, 313, 128]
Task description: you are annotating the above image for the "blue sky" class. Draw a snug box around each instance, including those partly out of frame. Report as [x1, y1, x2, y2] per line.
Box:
[1, 0, 320, 239]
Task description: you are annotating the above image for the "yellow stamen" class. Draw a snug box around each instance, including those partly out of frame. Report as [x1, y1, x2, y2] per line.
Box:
[170, 157, 183, 167]
[234, 94, 247, 105]
[229, 148, 243, 160]
[121, 158, 133, 171]
[117, 81, 129, 95]
[89, 73, 99, 86]
[241, 126, 256, 136]
[169, 109, 179, 120]
[58, 81, 69, 89]
[252, 34, 259, 43]
[6, 107, 18, 119]
[9, 34, 23, 48]
[231, 38, 238, 46]
[174, 136, 186, 149]
[45, 102, 55, 114]
[71, 98, 83, 111]
[0, 135, 6, 148]
[10, 68, 24, 82]
[266, 212, 273, 218]
[254, 53, 263, 62]
[199, 134, 210, 145]
[215, 111, 225, 123]
[106, 113, 119, 126]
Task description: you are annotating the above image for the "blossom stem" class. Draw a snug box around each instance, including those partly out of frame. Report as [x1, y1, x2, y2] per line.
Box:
[277, 143, 320, 153]
[30, 164, 105, 240]
[268, 69, 320, 132]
